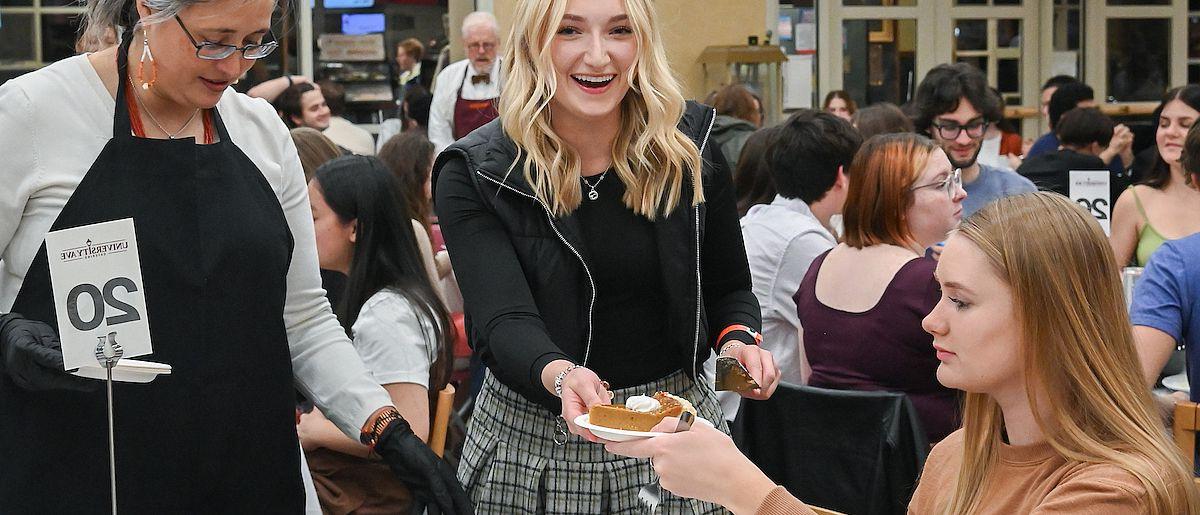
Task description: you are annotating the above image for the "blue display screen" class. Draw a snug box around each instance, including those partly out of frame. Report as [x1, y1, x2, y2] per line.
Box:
[325, 0, 373, 8]
[342, 13, 385, 35]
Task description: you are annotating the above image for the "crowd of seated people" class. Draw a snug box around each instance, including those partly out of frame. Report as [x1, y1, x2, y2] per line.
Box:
[612, 193, 1200, 514]
[688, 58, 1200, 512]
[63, 4, 1200, 509]
[309, 53, 1200, 511]
[277, 53, 1200, 512]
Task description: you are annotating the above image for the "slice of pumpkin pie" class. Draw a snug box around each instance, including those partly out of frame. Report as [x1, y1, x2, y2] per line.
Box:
[589, 392, 697, 432]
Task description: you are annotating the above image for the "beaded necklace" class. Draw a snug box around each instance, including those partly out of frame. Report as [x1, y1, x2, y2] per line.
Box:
[123, 79, 215, 144]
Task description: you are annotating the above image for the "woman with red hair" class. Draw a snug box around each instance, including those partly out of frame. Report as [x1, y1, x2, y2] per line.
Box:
[795, 133, 966, 444]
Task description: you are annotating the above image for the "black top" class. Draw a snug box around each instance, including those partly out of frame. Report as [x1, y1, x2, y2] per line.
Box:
[1017, 149, 1130, 199]
[796, 251, 959, 444]
[575, 172, 678, 387]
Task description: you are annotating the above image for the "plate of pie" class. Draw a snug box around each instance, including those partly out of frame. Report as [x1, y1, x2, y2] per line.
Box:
[575, 391, 712, 442]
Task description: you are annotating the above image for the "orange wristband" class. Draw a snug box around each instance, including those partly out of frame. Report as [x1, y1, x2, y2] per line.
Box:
[715, 324, 762, 350]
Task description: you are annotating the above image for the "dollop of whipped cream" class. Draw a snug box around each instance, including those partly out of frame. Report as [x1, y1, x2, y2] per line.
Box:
[625, 395, 661, 413]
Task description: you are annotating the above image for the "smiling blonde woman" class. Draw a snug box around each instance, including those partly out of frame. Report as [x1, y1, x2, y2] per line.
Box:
[432, 0, 779, 511]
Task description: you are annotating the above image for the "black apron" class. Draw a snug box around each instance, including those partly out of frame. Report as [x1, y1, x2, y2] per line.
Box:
[0, 35, 303, 513]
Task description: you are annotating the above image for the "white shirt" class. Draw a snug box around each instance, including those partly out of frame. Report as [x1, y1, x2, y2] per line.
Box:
[713, 195, 836, 421]
[0, 54, 392, 439]
[976, 132, 1009, 171]
[427, 58, 501, 153]
[323, 116, 375, 156]
[398, 61, 421, 89]
[375, 118, 404, 153]
[351, 289, 438, 388]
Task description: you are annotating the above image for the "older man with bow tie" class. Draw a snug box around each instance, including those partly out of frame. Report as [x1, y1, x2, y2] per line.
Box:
[428, 11, 502, 153]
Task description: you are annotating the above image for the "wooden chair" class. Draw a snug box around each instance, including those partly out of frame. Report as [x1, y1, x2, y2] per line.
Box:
[1172, 400, 1200, 486]
[429, 383, 456, 457]
[409, 384, 457, 515]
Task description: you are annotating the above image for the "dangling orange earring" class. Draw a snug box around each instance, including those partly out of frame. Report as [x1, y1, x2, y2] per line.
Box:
[138, 30, 157, 90]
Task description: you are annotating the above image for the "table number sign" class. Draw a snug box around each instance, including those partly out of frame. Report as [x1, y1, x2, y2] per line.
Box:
[45, 218, 153, 371]
[1069, 170, 1111, 236]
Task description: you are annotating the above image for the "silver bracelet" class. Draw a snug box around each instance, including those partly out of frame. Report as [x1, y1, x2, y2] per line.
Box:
[554, 364, 582, 398]
[719, 341, 745, 358]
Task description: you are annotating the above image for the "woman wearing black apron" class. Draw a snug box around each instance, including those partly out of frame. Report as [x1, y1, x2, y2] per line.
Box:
[0, 1, 469, 513]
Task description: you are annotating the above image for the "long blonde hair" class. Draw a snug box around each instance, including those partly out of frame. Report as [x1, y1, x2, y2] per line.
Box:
[943, 192, 1199, 514]
[499, 0, 703, 219]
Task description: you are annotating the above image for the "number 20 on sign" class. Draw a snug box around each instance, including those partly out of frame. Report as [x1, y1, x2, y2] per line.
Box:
[1069, 171, 1111, 236]
[45, 218, 154, 370]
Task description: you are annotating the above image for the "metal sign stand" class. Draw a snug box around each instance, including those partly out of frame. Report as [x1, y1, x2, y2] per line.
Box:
[94, 331, 123, 515]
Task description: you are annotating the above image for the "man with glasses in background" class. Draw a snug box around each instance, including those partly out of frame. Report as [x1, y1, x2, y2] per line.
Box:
[914, 63, 1035, 218]
[428, 11, 502, 153]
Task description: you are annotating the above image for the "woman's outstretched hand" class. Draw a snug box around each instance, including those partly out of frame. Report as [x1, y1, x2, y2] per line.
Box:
[605, 417, 778, 514]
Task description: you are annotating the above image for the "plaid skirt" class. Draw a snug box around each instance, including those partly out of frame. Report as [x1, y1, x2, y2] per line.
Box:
[458, 370, 730, 514]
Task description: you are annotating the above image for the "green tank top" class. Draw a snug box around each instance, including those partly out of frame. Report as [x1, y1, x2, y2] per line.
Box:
[1130, 186, 1169, 266]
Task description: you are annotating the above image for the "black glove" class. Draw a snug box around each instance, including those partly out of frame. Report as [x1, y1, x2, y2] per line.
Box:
[0, 313, 96, 392]
[375, 416, 474, 515]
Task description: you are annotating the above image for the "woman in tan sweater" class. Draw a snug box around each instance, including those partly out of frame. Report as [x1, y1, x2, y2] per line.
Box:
[609, 192, 1200, 514]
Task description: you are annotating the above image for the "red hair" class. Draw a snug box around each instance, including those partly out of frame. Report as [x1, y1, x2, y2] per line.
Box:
[841, 133, 936, 249]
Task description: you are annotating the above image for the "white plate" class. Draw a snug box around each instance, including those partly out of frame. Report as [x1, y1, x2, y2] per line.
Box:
[71, 359, 172, 383]
[1163, 372, 1190, 393]
[573, 413, 713, 442]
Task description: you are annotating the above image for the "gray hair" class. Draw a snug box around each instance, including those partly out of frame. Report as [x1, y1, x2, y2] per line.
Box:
[461, 11, 498, 39]
[83, 0, 193, 41]
[83, 0, 286, 42]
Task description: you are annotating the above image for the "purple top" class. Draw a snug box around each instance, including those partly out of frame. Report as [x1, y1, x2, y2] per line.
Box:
[795, 250, 960, 443]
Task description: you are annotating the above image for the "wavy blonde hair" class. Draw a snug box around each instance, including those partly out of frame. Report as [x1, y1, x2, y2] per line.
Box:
[942, 192, 1199, 514]
[499, 0, 703, 219]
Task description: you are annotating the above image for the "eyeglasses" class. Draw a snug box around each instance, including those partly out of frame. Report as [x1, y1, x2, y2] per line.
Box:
[910, 168, 962, 199]
[175, 16, 278, 60]
[932, 119, 988, 140]
[466, 41, 497, 52]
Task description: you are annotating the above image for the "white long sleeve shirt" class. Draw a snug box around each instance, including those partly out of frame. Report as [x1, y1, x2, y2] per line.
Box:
[0, 54, 392, 439]
[427, 58, 501, 153]
[711, 195, 836, 421]
[740, 196, 837, 384]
